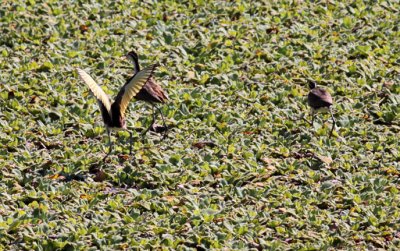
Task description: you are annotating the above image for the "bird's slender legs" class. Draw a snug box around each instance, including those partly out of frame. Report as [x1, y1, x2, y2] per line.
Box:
[141, 104, 168, 140]
[141, 105, 156, 139]
[308, 107, 335, 138]
[311, 109, 315, 126]
[329, 107, 335, 138]
[103, 128, 112, 161]
[155, 105, 168, 140]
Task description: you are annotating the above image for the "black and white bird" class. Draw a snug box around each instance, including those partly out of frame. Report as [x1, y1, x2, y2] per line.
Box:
[77, 64, 157, 160]
[307, 81, 335, 137]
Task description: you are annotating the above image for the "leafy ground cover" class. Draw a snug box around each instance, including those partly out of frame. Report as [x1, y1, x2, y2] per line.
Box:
[1, 0, 400, 249]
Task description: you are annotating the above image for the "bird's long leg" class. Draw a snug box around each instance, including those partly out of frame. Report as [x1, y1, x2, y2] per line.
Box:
[311, 109, 315, 126]
[141, 104, 156, 139]
[103, 128, 112, 161]
[329, 107, 336, 138]
[155, 105, 168, 140]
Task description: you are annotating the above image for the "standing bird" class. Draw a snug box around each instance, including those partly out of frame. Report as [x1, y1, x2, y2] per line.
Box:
[77, 64, 157, 160]
[124, 51, 169, 140]
[307, 81, 335, 137]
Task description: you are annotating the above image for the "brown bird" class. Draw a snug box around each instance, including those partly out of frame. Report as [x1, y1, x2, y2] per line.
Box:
[307, 81, 335, 137]
[77, 64, 157, 160]
[125, 51, 169, 139]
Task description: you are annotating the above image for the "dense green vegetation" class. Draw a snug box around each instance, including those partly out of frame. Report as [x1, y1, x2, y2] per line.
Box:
[1, 0, 399, 249]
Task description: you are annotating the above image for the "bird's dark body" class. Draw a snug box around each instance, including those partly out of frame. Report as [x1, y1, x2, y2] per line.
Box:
[135, 79, 169, 104]
[307, 81, 335, 137]
[96, 81, 130, 129]
[308, 88, 332, 110]
[107, 104, 126, 129]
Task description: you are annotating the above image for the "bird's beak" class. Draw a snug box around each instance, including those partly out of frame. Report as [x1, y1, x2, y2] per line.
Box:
[120, 55, 127, 60]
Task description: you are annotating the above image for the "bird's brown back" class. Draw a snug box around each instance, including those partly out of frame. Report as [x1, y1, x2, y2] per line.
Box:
[308, 88, 333, 109]
[135, 77, 169, 104]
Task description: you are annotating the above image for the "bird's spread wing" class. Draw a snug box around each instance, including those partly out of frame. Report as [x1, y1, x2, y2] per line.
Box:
[115, 64, 157, 116]
[77, 68, 112, 113]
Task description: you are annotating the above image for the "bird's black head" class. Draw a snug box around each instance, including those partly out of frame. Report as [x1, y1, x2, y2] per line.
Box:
[126, 51, 139, 61]
[308, 81, 317, 89]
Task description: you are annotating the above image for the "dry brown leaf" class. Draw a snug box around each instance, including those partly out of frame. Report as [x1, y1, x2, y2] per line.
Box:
[316, 155, 333, 164]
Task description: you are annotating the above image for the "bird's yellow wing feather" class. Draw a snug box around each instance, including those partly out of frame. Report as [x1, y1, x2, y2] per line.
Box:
[77, 68, 112, 113]
[118, 64, 157, 116]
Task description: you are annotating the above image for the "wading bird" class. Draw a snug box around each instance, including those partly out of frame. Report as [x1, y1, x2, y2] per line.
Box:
[307, 81, 335, 137]
[77, 64, 157, 160]
[124, 51, 169, 139]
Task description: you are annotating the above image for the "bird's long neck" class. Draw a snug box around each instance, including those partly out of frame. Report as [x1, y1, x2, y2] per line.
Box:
[132, 57, 140, 73]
